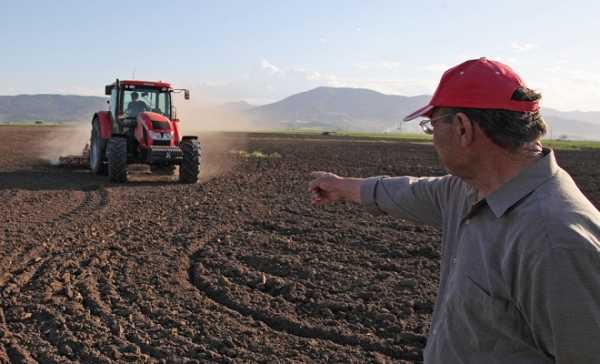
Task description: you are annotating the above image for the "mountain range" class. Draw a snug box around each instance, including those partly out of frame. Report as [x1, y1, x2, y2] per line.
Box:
[2, 88, 600, 140]
[243, 87, 600, 139]
[0, 94, 107, 123]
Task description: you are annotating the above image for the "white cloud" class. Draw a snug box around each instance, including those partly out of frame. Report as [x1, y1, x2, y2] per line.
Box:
[319, 37, 328, 44]
[510, 42, 539, 53]
[419, 64, 449, 72]
[531, 67, 600, 111]
[258, 60, 441, 99]
[353, 60, 403, 70]
[544, 65, 562, 74]
[261, 59, 282, 75]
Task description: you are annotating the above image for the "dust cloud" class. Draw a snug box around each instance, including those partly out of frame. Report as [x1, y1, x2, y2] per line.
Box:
[176, 98, 252, 181]
[39, 122, 91, 166]
[175, 98, 254, 134]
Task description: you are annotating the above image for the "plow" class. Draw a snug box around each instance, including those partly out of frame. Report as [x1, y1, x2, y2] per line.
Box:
[59, 144, 90, 167]
[58, 79, 200, 183]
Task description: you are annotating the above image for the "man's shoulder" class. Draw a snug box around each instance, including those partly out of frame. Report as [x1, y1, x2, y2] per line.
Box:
[520, 169, 600, 251]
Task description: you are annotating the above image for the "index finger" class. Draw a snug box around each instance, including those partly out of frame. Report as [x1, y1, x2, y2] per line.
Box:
[308, 171, 329, 192]
[309, 171, 330, 178]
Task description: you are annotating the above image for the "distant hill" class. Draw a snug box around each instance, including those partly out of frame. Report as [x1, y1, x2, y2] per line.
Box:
[246, 87, 430, 131]
[238, 87, 600, 140]
[0, 94, 107, 123]
[2, 90, 600, 140]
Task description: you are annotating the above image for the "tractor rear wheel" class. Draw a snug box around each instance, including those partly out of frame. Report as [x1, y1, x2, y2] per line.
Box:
[90, 119, 107, 175]
[107, 137, 128, 183]
[179, 139, 200, 183]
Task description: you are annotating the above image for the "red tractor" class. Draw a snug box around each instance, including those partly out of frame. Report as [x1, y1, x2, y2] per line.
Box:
[89, 79, 200, 183]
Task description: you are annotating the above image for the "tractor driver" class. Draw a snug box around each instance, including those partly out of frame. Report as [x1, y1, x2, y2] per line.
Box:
[126, 91, 149, 118]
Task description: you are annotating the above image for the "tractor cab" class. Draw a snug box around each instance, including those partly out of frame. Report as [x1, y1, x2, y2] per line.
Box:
[105, 80, 189, 132]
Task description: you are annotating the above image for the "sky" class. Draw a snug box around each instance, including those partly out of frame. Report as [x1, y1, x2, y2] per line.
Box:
[1, 0, 599, 111]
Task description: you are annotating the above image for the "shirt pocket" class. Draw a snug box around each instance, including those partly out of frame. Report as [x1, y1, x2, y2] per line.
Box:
[446, 274, 525, 354]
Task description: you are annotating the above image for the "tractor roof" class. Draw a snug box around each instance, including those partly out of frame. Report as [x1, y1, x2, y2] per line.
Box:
[106, 80, 173, 90]
[105, 80, 174, 95]
[120, 80, 172, 88]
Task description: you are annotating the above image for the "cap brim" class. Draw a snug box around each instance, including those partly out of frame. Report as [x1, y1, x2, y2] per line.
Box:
[403, 104, 434, 122]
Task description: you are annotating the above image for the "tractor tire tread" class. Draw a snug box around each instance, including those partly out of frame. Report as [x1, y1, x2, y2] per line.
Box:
[90, 119, 107, 175]
[107, 137, 128, 183]
[180, 139, 201, 183]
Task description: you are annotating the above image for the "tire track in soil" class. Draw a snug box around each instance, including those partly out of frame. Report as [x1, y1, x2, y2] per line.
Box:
[0, 186, 112, 362]
[0, 187, 109, 292]
[22, 247, 161, 362]
[26, 249, 138, 362]
[39, 210, 238, 363]
[70, 252, 202, 362]
[189, 245, 422, 362]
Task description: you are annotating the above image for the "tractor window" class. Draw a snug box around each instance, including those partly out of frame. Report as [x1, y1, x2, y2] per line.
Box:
[156, 93, 170, 117]
[123, 89, 171, 118]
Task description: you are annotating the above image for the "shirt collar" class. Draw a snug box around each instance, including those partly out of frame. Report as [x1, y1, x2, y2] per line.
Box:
[485, 148, 559, 218]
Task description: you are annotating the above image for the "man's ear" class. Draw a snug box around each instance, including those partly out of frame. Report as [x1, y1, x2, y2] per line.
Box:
[454, 112, 475, 147]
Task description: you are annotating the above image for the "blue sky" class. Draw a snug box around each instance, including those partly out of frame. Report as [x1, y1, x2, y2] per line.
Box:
[1, 0, 599, 111]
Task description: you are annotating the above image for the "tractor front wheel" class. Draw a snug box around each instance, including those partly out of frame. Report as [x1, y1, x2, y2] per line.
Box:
[107, 137, 128, 183]
[90, 119, 107, 175]
[179, 139, 200, 183]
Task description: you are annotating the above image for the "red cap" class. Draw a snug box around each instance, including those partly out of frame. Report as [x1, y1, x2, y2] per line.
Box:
[404, 57, 539, 121]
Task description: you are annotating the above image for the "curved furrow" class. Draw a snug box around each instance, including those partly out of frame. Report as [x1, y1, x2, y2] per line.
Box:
[0, 246, 47, 290]
[193, 232, 429, 327]
[104, 265, 222, 362]
[3, 249, 114, 362]
[70, 247, 215, 362]
[32, 305, 114, 363]
[190, 259, 420, 362]
[4, 339, 37, 364]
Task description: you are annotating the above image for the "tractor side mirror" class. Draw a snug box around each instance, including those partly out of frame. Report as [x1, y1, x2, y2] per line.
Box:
[184, 90, 190, 100]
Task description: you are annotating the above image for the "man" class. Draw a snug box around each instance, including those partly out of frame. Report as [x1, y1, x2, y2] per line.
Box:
[126, 91, 148, 118]
[308, 57, 600, 363]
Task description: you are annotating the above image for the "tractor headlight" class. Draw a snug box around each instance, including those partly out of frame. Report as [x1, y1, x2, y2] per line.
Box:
[149, 131, 173, 141]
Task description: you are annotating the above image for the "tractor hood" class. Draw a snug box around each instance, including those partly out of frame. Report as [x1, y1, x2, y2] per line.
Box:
[134, 111, 181, 148]
[138, 112, 172, 129]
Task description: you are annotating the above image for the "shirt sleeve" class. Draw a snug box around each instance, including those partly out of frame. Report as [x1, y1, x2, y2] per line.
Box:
[360, 175, 459, 228]
[518, 246, 600, 363]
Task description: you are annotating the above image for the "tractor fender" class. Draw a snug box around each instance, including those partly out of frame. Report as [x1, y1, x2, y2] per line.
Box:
[93, 111, 113, 140]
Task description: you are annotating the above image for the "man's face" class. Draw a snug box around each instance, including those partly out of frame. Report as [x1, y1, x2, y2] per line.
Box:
[430, 108, 462, 175]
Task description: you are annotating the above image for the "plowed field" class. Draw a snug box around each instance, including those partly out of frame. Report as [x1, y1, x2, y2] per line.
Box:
[1, 126, 598, 363]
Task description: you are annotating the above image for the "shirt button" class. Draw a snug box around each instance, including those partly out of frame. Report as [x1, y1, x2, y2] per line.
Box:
[452, 257, 457, 265]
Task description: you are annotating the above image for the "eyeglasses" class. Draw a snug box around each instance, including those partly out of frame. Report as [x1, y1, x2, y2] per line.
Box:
[419, 113, 454, 134]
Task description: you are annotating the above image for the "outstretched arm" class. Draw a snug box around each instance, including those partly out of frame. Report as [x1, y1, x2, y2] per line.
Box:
[309, 171, 461, 228]
[308, 171, 364, 205]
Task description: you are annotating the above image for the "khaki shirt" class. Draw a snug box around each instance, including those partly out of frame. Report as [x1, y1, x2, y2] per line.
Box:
[360, 149, 600, 363]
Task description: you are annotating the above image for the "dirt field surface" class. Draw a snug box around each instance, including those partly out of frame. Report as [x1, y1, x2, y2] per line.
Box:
[1, 125, 599, 363]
